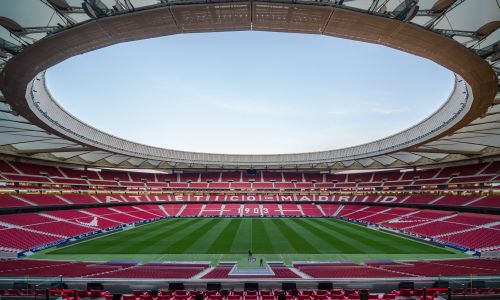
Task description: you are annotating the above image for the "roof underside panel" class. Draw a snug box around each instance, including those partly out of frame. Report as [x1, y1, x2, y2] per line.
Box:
[0, 0, 497, 170]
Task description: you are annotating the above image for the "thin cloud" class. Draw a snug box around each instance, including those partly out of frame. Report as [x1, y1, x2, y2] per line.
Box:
[45, 31, 452, 154]
[327, 102, 406, 116]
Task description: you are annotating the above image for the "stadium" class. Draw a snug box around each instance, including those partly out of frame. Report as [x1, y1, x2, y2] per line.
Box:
[0, 0, 499, 299]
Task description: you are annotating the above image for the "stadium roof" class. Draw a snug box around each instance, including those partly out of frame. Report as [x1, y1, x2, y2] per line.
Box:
[0, 0, 498, 170]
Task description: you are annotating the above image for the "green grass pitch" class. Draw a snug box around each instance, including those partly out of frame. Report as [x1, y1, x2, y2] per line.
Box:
[48, 218, 454, 256]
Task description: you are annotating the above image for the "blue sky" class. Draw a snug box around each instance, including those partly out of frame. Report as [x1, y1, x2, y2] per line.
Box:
[46, 31, 454, 155]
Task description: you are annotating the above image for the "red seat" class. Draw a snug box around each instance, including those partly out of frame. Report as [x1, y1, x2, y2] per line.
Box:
[3, 290, 19, 296]
[157, 296, 171, 300]
[451, 289, 464, 294]
[20, 289, 34, 295]
[399, 289, 412, 297]
[133, 291, 144, 297]
[343, 290, 356, 297]
[412, 289, 423, 296]
[90, 290, 104, 298]
[228, 296, 241, 300]
[78, 291, 90, 298]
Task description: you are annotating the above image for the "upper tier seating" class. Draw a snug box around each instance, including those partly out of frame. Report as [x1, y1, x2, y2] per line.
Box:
[0, 194, 31, 208]
[403, 195, 441, 205]
[60, 167, 100, 179]
[432, 195, 479, 206]
[10, 162, 64, 177]
[469, 195, 500, 208]
[4, 192, 495, 210]
[18, 194, 68, 206]
[0, 160, 498, 190]
[59, 194, 101, 204]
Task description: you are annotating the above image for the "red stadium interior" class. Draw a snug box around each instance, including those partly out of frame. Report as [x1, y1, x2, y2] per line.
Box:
[0, 118, 499, 295]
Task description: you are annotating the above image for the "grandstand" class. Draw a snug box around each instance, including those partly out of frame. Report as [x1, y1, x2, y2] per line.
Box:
[0, 0, 499, 298]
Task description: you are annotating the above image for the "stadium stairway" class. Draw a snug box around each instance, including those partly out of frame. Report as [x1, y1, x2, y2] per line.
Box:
[288, 266, 311, 279]
[399, 213, 456, 230]
[191, 266, 215, 279]
[333, 205, 344, 216]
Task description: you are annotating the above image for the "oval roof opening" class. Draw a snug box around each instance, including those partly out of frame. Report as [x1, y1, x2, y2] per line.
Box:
[46, 31, 454, 155]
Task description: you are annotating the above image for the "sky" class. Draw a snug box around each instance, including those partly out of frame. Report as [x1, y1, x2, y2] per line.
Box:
[45, 31, 455, 155]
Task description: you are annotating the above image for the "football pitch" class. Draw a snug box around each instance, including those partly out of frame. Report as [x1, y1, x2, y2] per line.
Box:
[34, 218, 465, 264]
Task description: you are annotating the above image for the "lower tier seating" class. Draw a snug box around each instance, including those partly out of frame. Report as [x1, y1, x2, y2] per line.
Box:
[0, 203, 499, 252]
[202, 263, 300, 279]
[0, 258, 498, 279]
